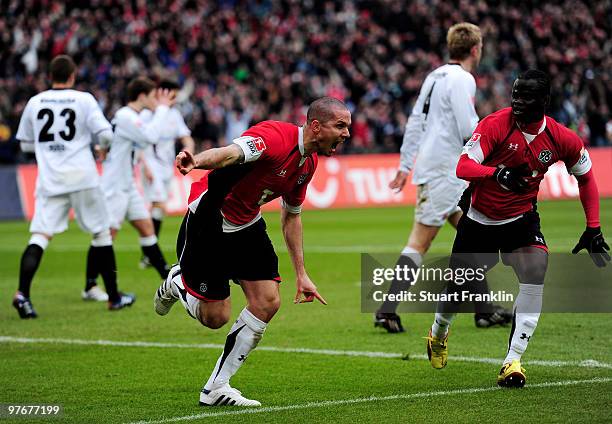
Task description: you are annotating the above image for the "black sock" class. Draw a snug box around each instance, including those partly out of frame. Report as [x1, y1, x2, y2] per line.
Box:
[141, 243, 170, 279]
[378, 255, 418, 314]
[85, 246, 99, 291]
[152, 218, 162, 238]
[89, 245, 119, 302]
[18, 244, 44, 298]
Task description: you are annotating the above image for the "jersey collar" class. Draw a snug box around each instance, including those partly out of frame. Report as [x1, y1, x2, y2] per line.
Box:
[519, 117, 546, 144]
[298, 126, 305, 156]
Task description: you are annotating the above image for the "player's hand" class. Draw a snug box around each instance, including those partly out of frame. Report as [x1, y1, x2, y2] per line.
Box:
[572, 226, 611, 267]
[494, 163, 531, 193]
[389, 170, 409, 193]
[156, 88, 176, 107]
[176, 150, 196, 175]
[94, 145, 108, 161]
[294, 274, 327, 305]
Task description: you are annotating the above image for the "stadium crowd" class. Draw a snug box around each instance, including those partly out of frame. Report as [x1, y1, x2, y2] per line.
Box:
[0, 0, 610, 164]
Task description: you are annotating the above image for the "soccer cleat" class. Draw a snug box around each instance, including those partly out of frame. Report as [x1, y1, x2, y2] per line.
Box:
[12, 292, 37, 319]
[108, 292, 136, 310]
[82, 285, 109, 302]
[474, 304, 513, 328]
[374, 312, 405, 333]
[199, 384, 261, 407]
[154, 265, 181, 316]
[139, 255, 152, 269]
[497, 360, 526, 388]
[425, 329, 448, 369]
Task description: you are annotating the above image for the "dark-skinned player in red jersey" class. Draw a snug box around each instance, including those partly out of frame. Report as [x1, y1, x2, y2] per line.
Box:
[424, 70, 610, 387]
[153, 97, 351, 407]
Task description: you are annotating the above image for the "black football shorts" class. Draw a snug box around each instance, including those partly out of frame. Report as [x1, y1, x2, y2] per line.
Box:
[176, 196, 280, 301]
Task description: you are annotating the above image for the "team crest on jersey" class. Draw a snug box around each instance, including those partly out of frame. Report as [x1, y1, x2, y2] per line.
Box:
[538, 149, 552, 164]
[297, 173, 310, 185]
[200, 283, 207, 293]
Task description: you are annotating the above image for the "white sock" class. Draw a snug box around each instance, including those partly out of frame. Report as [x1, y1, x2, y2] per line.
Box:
[204, 308, 267, 391]
[431, 312, 454, 338]
[401, 246, 423, 266]
[170, 270, 201, 321]
[504, 283, 543, 364]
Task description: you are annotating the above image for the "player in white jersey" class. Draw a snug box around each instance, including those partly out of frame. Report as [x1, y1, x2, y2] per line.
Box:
[374, 23, 511, 332]
[13, 55, 135, 318]
[95, 77, 172, 283]
[139, 79, 194, 269]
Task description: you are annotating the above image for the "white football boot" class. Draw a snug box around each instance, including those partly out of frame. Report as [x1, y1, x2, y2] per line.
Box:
[154, 264, 181, 315]
[199, 384, 261, 407]
[82, 285, 109, 302]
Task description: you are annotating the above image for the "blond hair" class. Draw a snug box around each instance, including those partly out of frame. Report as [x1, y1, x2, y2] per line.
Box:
[447, 22, 482, 60]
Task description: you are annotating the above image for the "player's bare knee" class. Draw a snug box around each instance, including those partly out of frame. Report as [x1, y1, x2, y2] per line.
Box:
[200, 310, 230, 329]
[249, 293, 280, 322]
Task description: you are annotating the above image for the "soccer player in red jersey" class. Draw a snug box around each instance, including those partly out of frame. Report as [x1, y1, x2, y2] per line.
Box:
[425, 70, 610, 387]
[154, 97, 351, 406]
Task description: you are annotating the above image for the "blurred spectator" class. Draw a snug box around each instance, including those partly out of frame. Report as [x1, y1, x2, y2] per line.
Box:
[0, 0, 610, 158]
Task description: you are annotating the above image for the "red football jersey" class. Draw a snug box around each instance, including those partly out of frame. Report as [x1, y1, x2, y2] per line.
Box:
[188, 121, 318, 225]
[462, 108, 590, 220]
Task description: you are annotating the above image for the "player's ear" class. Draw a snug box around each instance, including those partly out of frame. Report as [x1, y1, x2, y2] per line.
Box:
[311, 119, 320, 134]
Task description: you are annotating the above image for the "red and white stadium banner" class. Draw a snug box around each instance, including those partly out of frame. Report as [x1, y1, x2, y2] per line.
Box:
[15, 149, 612, 220]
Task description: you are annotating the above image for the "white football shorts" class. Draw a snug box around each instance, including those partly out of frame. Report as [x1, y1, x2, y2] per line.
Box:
[105, 184, 150, 230]
[414, 175, 468, 227]
[30, 187, 110, 235]
[142, 171, 172, 203]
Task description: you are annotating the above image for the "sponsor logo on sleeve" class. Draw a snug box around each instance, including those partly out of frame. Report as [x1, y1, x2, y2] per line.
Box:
[244, 137, 266, 155]
[465, 133, 481, 149]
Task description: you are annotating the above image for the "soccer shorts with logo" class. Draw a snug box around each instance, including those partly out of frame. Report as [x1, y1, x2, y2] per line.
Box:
[448, 210, 548, 273]
[414, 175, 468, 227]
[176, 197, 281, 301]
[105, 184, 150, 230]
[30, 187, 110, 235]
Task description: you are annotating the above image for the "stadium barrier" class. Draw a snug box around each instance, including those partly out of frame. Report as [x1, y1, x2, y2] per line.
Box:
[7, 148, 612, 220]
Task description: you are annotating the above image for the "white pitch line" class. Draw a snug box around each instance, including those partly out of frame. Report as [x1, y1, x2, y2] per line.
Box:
[1, 336, 611, 369]
[128, 377, 612, 424]
[0, 244, 405, 253]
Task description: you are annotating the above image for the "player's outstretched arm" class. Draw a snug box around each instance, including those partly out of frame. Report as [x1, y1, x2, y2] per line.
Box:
[175, 144, 244, 174]
[572, 169, 610, 267]
[280, 208, 327, 305]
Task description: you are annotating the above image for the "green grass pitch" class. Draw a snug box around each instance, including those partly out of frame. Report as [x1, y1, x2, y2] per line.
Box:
[0, 199, 611, 423]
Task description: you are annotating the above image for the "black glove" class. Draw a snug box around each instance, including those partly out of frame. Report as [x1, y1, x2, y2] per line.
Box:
[572, 226, 611, 267]
[493, 164, 531, 193]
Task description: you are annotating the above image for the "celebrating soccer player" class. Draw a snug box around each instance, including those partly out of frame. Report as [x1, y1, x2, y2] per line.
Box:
[154, 97, 350, 406]
[425, 70, 610, 387]
[13, 55, 135, 317]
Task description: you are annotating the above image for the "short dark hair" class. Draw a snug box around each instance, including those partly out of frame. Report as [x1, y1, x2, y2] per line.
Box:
[306, 97, 348, 124]
[159, 79, 180, 90]
[50, 55, 76, 83]
[127, 77, 156, 102]
[516, 69, 551, 96]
